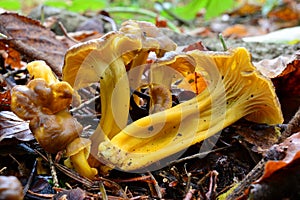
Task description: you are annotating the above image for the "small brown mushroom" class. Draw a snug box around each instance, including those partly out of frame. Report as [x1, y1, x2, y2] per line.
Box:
[0, 176, 23, 200]
[29, 110, 82, 154]
[11, 61, 82, 153]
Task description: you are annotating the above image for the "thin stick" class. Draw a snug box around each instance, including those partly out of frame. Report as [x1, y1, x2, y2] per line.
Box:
[147, 171, 162, 198]
[0, 167, 6, 174]
[0, 32, 8, 39]
[99, 181, 108, 200]
[47, 153, 59, 188]
[280, 106, 300, 142]
[23, 160, 37, 196]
[70, 95, 100, 113]
[154, 1, 192, 26]
[99, 15, 118, 31]
[58, 21, 79, 44]
[168, 146, 230, 165]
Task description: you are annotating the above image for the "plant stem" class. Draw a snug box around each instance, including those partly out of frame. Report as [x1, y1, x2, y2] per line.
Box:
[219, 33, 228, 51]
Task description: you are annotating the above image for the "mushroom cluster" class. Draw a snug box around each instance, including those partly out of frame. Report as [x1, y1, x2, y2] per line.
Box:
[11, 20, 283, 178]
[62, 20, 283, 172]
[11, 61, 97, 180]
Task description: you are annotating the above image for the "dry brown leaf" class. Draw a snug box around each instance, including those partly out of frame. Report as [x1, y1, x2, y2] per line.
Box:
[268, 4, 300, 21]
[257, 132, 300, 182]
[230, 1, 261, 16]
[222, 24, 266, 38]
[0, 111, 33, 142]
[255, 51, 300, 121]
[182, 41, 208, 52]
[272, 51, 300, 96]
[0, 12, 68, 77]
[0, 42, 22, 69]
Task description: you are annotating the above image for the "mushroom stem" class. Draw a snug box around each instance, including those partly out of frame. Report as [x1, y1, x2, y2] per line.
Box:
[70, 149, 98, 180]
[89, 57, 130, 157]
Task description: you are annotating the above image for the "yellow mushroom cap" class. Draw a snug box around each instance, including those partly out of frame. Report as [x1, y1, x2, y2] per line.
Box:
[66, 137, 91, 157]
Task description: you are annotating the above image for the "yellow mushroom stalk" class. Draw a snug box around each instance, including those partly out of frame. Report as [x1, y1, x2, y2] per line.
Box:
[62, 20, 177, 156]
[96, 47, 283, 171]
[64, 138, 98, 180]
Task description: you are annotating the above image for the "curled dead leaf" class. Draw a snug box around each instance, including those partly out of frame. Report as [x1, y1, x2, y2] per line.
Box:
[0, 111, 33, 142]
[0, 12, 68, 77]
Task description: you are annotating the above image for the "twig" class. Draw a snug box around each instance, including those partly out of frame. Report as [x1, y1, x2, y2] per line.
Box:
[98, 15, 118, 31]
[0, 32, 8, 39]
[185, 172, 192, 194]
[0, 167, 6, 174]
[147, 171, 162, 198]
[58, 21, 79, 44]
[280, 106, 300, 142]
[168, 146, 230, 165]
[154, 1, 192, 26]
[206, 170, 218, 200]
[99, 181, 108, 200]
[23, 160, 37, 196]
[70, 95, 100, 113]
[226, 159, 265, 200]
[47, 153, 59, 188]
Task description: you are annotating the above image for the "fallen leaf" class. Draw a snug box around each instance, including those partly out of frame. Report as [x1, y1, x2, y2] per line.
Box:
[230, 1, 262, 16]
[0, 42, 22, 69]
[231, 120, 281, 153]
[222, 24, 266, 38]
[254, 51, 300, 122]
[0, 91, 11, 111]
[272, 51, 300, 96]
[242, 26, 300, 44]
[53, 188, 86, 200]
[0, 12, 68, 77]
[268, 4, 299, 21]
[182, 41, 208, 52]
[257, 132, 300, 182]
[155, 17, 168, 28]
[0, 111, 33, 142]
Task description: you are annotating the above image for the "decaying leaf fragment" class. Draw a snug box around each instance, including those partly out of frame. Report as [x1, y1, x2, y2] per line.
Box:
[249, 132, 300, 199]
[0, 12, 68, 76]
[0, 111, 33, 142]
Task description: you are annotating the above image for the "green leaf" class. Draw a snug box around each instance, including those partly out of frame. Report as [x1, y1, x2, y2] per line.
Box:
[171, 0, 235, 20]
[0, 0, 21, 10]
[43, 0, 69, 9]
[67, 0, 106, 12]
